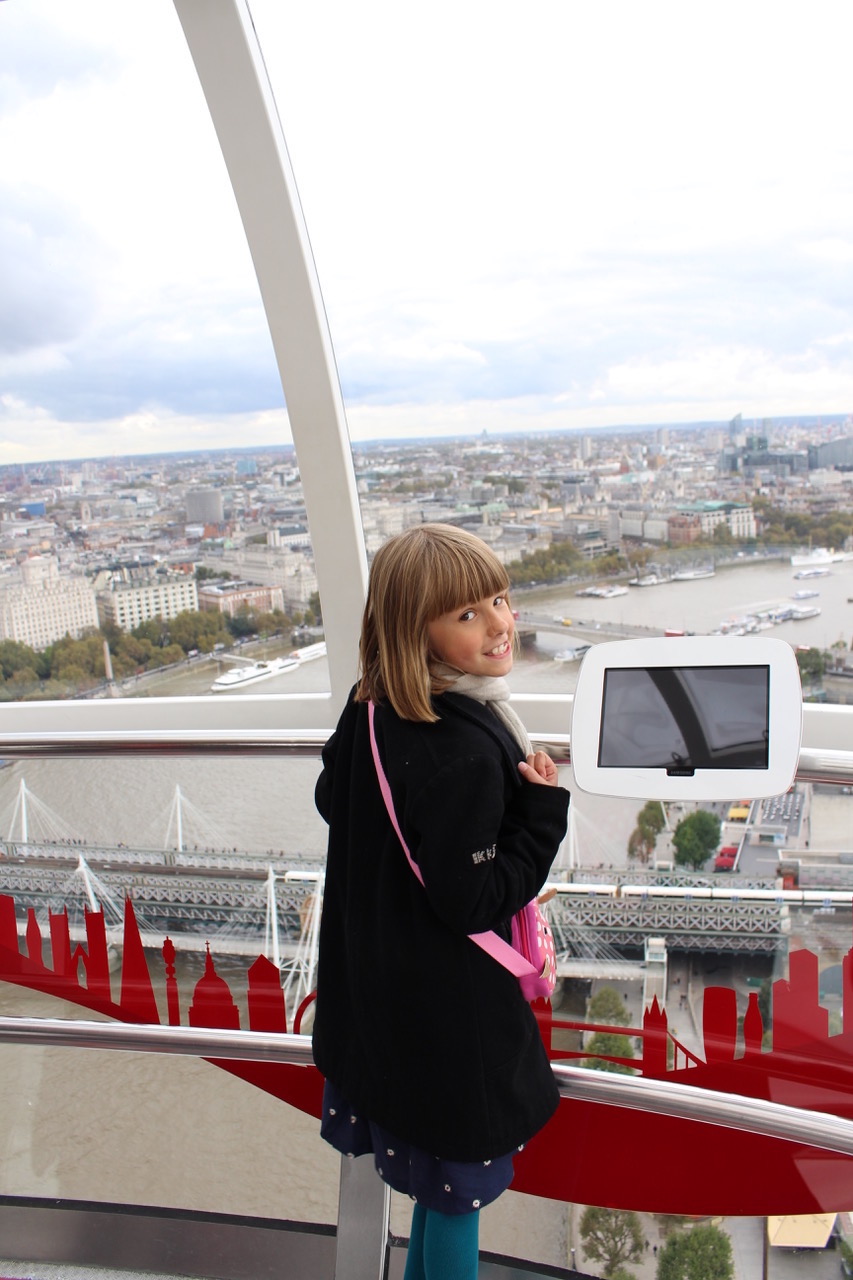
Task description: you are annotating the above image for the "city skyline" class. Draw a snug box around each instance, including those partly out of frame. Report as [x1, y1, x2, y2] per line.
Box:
[0, 411, 849, 475]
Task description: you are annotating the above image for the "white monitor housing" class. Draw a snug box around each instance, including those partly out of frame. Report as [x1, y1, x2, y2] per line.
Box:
[569, 636, 803, 800]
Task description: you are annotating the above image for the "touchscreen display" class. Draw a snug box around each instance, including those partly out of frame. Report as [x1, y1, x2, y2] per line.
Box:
[597, 665, 770, 773]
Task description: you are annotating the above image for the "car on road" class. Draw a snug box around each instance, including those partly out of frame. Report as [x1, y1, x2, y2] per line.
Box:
[714, 846, 739, 871]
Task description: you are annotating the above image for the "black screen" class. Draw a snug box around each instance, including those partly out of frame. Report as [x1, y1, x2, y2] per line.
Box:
[597, 665, 770, 773]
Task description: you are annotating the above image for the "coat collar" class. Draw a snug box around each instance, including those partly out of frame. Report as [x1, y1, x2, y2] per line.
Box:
[435, 690, 524, 784]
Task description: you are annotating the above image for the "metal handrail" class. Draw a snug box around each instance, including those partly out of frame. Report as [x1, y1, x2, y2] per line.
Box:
[0, 717, 851, 783]
[0, 731, 331, 758]
[3, 1015, 853, 1160]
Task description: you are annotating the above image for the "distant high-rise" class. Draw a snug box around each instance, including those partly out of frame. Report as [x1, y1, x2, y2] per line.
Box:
[0, 557, 99, 650]
[185, 487, 224, 524]
[97, 576, 199, 632]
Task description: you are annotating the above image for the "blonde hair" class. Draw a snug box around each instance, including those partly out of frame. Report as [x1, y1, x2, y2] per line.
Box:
[356, 523, 511, 722]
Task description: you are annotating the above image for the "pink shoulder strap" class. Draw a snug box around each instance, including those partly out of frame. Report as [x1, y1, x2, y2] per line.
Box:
[367, 701, 535, 981]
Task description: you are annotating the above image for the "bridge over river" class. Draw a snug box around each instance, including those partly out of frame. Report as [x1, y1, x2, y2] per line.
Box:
[0, 841, 796, 958]
[515, 611, 659, 644]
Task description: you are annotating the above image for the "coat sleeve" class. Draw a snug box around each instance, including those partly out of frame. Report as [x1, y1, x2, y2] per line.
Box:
[314, 727, 338, 824]
[404, 753, 569, 935]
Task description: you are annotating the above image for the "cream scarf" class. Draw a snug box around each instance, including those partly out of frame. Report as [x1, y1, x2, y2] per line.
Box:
[434, 664, 532, 757]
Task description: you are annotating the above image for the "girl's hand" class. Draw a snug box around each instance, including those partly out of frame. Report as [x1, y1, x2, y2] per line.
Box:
[518, 751, 559, 787]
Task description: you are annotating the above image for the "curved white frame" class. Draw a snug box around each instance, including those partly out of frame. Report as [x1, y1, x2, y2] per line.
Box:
[173, 0, 367, 714]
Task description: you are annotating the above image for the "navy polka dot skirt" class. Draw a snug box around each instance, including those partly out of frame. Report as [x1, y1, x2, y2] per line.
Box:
[321, 1080, 518, 1215]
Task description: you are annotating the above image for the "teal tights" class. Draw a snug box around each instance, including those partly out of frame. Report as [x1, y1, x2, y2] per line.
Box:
[403, 1203, 480, 1280]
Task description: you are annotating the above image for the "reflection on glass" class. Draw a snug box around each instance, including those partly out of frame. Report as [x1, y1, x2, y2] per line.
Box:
[597, 665, 770, 771]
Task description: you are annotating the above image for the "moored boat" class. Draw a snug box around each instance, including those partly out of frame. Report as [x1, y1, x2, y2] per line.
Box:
[791, 546, 853, 568]
[554, 645, 590, 662]
[211, 657, 300, 691]
[671, 565, 715, 581]
[289, 641, 327, 663]
[794, 566, 830, 580]
[571, 586, 625, 599]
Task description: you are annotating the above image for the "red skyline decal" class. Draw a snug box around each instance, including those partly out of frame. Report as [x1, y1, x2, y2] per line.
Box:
[2, 892, 853, 1215]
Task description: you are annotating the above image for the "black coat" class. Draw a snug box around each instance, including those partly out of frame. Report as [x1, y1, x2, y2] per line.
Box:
[312, 690, 570, 1162]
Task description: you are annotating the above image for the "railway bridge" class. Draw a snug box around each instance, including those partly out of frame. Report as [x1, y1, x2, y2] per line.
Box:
[0, 841, 798, 958]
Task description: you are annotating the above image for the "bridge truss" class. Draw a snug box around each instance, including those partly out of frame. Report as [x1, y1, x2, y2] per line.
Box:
[1, 850, 793, 958]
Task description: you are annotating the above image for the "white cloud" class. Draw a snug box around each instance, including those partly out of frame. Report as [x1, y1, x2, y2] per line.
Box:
[0, 396, 291, 465]
[1, 0, 853, 461]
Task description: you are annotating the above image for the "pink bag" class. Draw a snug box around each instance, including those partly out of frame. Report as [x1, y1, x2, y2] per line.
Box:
[510, 899, 557, 1002]
[368, 702, 557, 1003]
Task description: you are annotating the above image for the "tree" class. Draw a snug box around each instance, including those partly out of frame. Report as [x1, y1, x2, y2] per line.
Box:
[638, 800, 666, 839]
[627, 826, 653, 863]
[796, 646, 826, 682]
[588, 985, 630, 1026]
[147, 643, 185, 668]
[133, 617, 171, 647]
[166, 608, 230, 653]
[671, 823, 704, 869]
[628, 800, 666, 863]
[0, 640, 49, 681]
[306, 591, 322, 625]
[580, 1206, 644, 1277]
[226, 608, 256, 638]
[508, 538, 586, 587]
[672, 810, 721, 869]
[583, 1031, 636, 1073]
[8, 666, 41, 689]
[656, 1223, 733, 1280]
[195, 565, 233, 581]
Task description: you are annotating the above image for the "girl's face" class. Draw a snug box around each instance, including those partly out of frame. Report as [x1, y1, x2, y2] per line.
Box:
[426, 593, 515, 678]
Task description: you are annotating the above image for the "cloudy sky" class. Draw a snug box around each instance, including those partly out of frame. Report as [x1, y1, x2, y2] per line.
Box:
[1, 1, 852, 464]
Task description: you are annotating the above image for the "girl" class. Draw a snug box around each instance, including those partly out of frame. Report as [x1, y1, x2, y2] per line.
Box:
[312, 523, 570, 1279]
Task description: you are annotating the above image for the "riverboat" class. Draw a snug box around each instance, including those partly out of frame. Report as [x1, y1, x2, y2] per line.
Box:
[576, 584, 628, 598]
[554, 645, 590, 662]
[791, 547, 853, 568]
[794, 566, 831, 580]
[289, 641, 327, 663]
[211, 657, 300, 691]
[671, 565, 715, 581]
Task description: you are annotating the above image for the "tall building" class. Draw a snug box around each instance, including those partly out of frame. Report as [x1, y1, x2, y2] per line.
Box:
[0, 557, 99, 650]
[808, 435, 853, 470]
[185, 488, 224, 524]
[675, 501, 756, 541]
[97, 576, 199, 632]
[198, 580, 284, 617]
[216, 545, 318, 608]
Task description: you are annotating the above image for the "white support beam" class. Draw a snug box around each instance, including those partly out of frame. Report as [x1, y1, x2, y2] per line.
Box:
[172, 0, 367, 713]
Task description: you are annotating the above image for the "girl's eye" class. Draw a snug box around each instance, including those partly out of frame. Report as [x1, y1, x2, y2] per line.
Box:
[495, 596, 506, 607]
[459, 609, 476, 622]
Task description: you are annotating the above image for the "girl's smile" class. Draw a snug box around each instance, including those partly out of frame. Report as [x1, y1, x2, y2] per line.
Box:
[427, 594, 515, 678]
